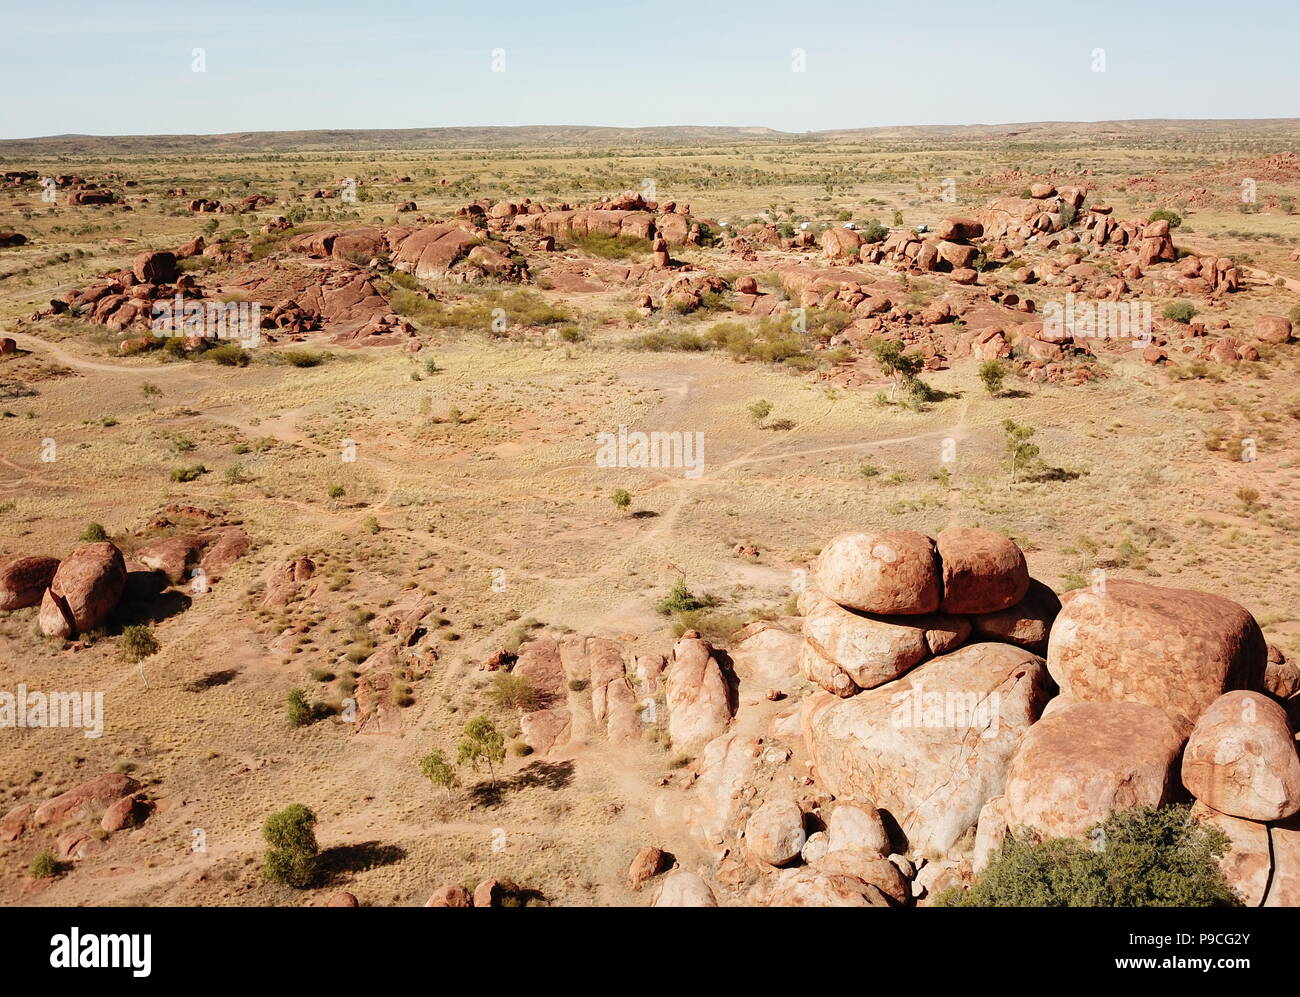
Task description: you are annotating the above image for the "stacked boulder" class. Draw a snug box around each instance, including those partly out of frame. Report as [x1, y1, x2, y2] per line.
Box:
[797, 527, 1060, 856]
[799, 526, 1053, 699]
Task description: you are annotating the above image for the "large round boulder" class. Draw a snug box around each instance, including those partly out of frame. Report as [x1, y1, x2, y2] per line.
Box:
[1046, 579, 1267, 727]
[936, 527, 1029, 614]
[1003, 700, 1185, 839]
[825, 802, 891, 856]
[813, 531, 940, 615]
[0, 555, 59, 610]
[1181, 691, 1300, 821]
[37, 542, 126, 637]
[745, 798, 806, 867]
[804, 642, 1053, 854]
[799, 590, 930, 693]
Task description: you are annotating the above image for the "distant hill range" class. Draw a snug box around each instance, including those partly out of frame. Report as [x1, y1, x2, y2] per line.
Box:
[1, 119, 1297, 155]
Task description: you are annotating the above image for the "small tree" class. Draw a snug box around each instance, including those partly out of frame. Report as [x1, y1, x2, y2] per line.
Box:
[1003, 418, 1042, 486]
[979, 359, 1007, 397]
[419, 749, 458, 800]
[747, 399, 773, 427]
[262, 804, 319, 888]
[611, 488, 631, 514]
[120, 624, 158, 689]
[874, 340, 923, 400]
[459, 715, 506, 788]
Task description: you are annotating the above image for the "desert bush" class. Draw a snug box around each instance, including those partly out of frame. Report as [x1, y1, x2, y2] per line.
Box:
[286, 688, 313, 727]
[207, 343, 249, 366]
[1148, 208, 1183, 228]
[262, 804, 318, 888]
[657, 580, 704, 615]
[488, 672, 536, 710]
[1163, 301, 1196, 324]
[170, 464, 207, 482]
[570, 232, 652, 259]
[934, 806, 1238, 907]
[980, 359, 1008, 396]
[79, 522, 109, 542]
[29, 851, 60, 879]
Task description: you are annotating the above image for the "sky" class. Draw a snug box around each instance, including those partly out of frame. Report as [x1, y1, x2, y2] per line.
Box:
[1, 0, 1297, 139]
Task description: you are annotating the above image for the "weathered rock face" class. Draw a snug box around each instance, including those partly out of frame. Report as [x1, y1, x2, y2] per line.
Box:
[652, 870, 718, 907]
[826, 802, 891, 856]
[627, 846, 667, 891]
[34, 773, 141, 827]
[515, 637, 572, 755]
[38, 542, 126, 637]
[1046, 580, 1268, 727]
[968, 578, 1061, 653]
[761, 866, 892, 906]
[0, 555, 59, 610]
[799, 589, 930, 694]
[1182, 691, 1300, 821]
[1265, 645, 1300, 700]
[1003, 701, 1186, 839]
[425, 885, 472, 907]
[665, 633, 733, 752]
[936, 527, 1029, 614]
[681, 733, 762, 853]
[1254, 315, 1293, 344]
[587, 637, 639, 743]
[745, 798, 806, 867]
[135, 534, 205, 584]
[260, 556, 315, 609]
[813, 531, 940, 615]
[805, 642, 1053, 854]
[727, 621, 803, 685]
[1191, 801, 1270, 907]
[1264, 814, 1300, 907]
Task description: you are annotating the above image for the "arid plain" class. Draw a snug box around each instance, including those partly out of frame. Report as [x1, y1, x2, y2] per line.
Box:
[1, 120, 1299, 907]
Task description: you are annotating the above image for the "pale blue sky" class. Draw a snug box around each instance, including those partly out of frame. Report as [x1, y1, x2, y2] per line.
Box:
[1, 0, 1296, 139]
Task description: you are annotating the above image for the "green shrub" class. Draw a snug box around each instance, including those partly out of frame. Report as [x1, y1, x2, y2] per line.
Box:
[207, 343, 249, 366]
[286, 688, 313, 727]
[262, 804, 318, 888]
[79, 522, 109, 543]
[29, 851, 59, 879]
[1163, 301, 1196, 324]
[657, 580, 704, 615]
[170, 464, 208, 482]
[283, 349, 324, 367]
[979, 359, 1007, 396]
[934, 806, 1239, 907]
[120, 625, 158, 663]
[1148, 208, 1183, 228]
[570, 232, 653, 259]
[488, 672, 535, 710]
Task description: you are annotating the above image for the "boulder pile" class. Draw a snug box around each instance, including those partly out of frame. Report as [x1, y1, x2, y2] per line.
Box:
[662, 524, 1293, 906]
